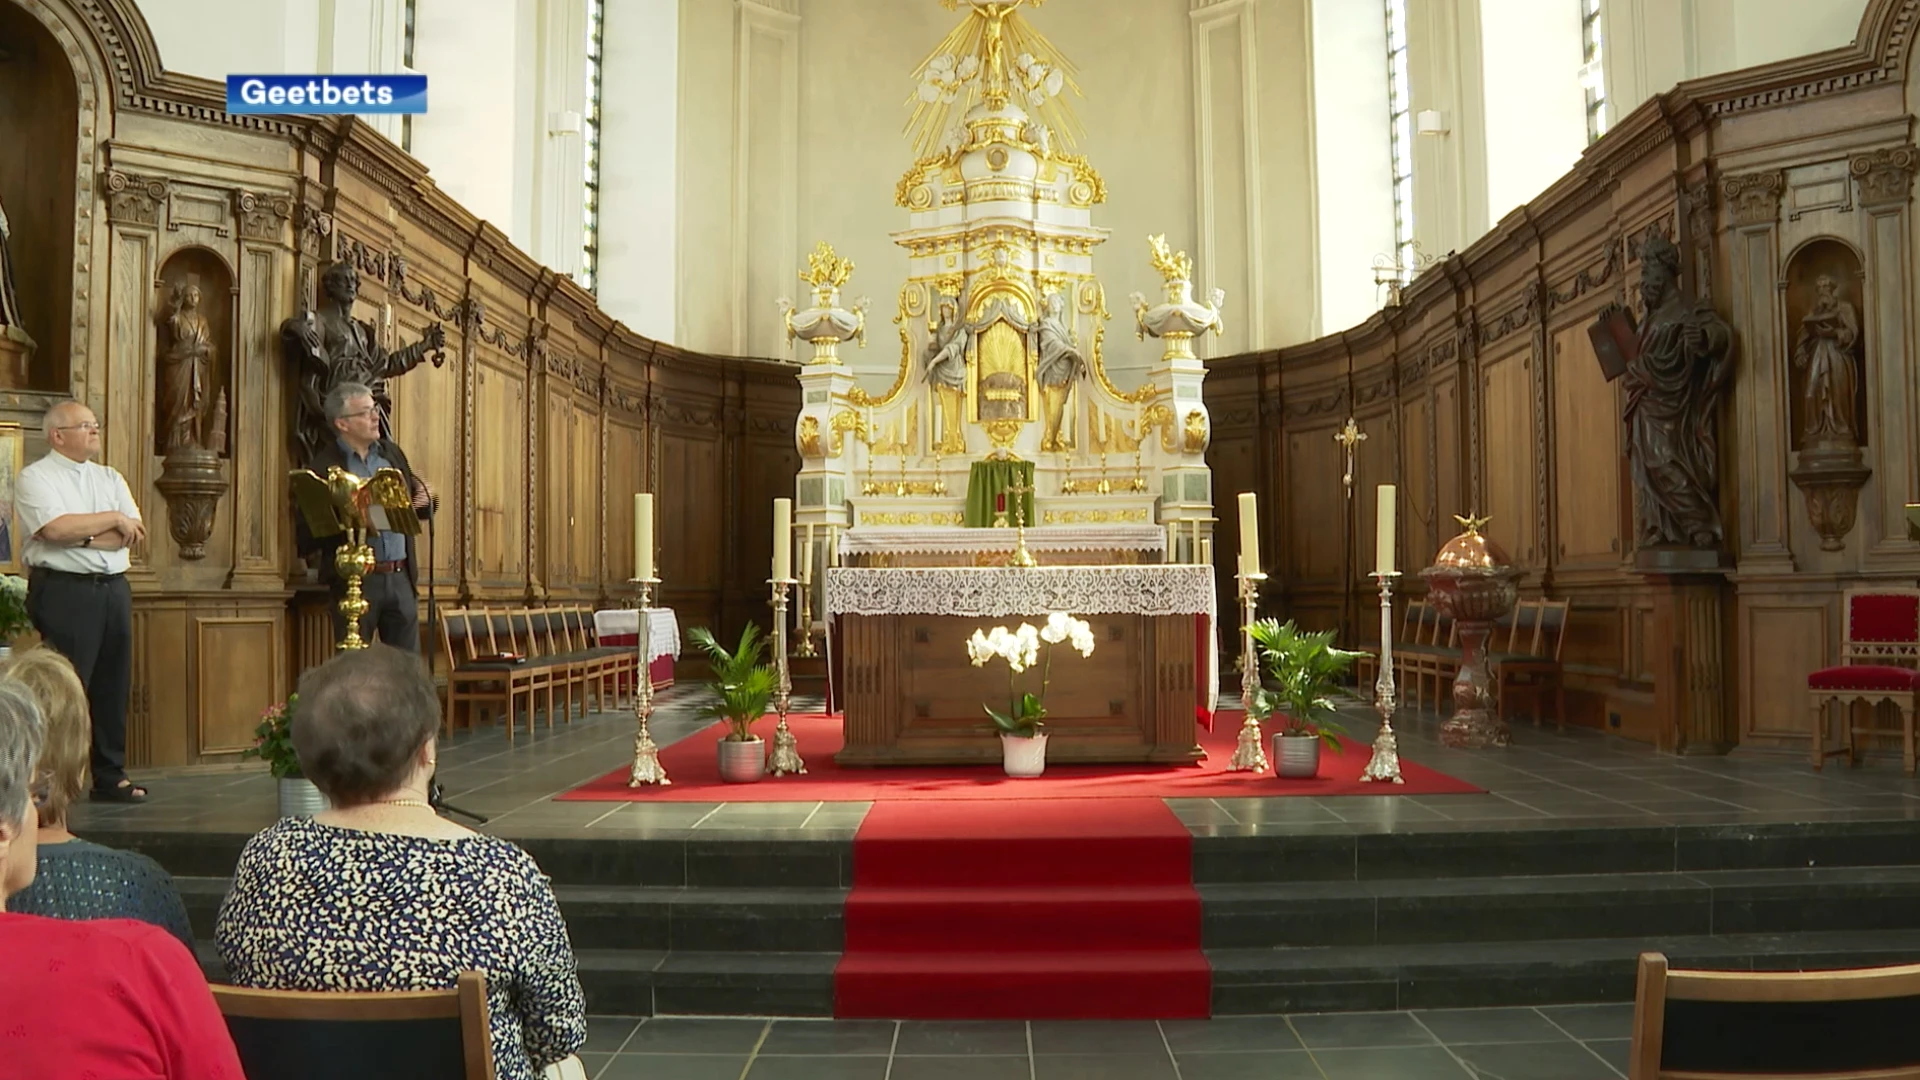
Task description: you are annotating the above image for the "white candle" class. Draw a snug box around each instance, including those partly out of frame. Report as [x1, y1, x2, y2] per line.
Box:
[772, 498, 792, 581]
[633, 493, 654, 581]
[1376, 484, 1396, 574]
[1237, 492, 1259, 577]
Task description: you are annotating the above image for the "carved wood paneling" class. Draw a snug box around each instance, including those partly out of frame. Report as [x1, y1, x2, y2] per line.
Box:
[1551, 325, 1622, 565]
[1742, 600, 1830, 743]
[195, 615, 281, 754]
[1480, 345, 1536, 565]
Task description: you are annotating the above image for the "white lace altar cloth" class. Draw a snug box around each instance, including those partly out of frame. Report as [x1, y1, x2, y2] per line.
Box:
[592, 608, 681, 662]
[824, 565, 1214, 619]
[837, 524, 1166, 559]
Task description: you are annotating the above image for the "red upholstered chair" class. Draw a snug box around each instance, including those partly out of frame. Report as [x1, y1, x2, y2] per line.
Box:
[1808, 588, 1920, 776]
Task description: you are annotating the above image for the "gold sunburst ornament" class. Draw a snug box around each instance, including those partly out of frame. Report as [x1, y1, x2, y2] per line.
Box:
[908, 0, 1085, 160]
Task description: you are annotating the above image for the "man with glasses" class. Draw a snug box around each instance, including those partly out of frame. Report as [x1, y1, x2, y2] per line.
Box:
[13, 401, 147, 803]
[299, 381, 435, 653]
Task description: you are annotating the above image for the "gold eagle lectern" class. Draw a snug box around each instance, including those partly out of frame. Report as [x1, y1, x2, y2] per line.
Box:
[290, 466, 418, 650]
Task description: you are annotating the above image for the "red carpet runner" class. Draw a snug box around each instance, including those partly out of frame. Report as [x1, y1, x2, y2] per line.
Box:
[834, 798, 1212, 1020]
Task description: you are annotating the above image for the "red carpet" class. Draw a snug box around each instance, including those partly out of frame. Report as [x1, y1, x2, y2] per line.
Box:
[555, 711, 1481, 802]
[834, 798, 1211, 1019]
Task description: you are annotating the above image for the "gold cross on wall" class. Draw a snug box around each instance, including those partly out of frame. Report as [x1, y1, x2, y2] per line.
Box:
[1333, 416, 1367, 495]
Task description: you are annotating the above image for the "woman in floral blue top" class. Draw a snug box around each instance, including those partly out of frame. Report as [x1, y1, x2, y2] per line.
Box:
[216, 647, 585, 1080]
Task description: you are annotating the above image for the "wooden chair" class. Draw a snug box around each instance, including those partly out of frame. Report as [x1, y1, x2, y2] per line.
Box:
[570, 605, 641, 704]
[1355, 595, 1418, 693]
[1393, 601, 1435, 707]
[1809, 587, 1920, 777]
[1493, 598, 1570, 729]
[1629, 951, 1920, 1079]
[557, 604, 627, 711]
[442, 608, 538, 741]
[212, 970, 495, 1080]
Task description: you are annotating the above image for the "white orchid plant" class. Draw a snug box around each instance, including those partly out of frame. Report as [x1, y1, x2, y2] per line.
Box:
[966, 611, 1096, 739]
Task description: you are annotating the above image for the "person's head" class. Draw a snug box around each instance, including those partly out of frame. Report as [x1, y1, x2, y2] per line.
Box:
[1639, 234, 1682, 309]
[0, 679, 45, 905]
[2, 646, 90, 830]
[175, 283, 201, 311]
[325, 381, 379, 450]
[291, 645, 441, 807]
[321, 262, 359, 307]
[43, 400, 100, 463]
[1816, 273, 1838, 303]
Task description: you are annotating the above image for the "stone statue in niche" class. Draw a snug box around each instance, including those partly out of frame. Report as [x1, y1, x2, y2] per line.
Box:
[159, 283, 214, 453]
[0, 195, 33, 363]
[282, 260, 446, 460]
[1593, 233, 1735, 554]
[1034, 290, 1084, 450]
[1792, 272, 1861, 449]
[924, 298, 970, 452]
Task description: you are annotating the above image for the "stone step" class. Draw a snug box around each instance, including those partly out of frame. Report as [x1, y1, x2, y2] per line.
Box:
[1191, 818, 1920, 883]
[1202, 865, 1920, 948]
[177, 877, 845, 953]
[1208, 927, 1920, 1015]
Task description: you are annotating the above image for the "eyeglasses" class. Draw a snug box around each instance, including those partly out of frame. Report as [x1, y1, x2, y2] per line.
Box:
[339, 408, 377, 421]
[55, 422, 101, 433]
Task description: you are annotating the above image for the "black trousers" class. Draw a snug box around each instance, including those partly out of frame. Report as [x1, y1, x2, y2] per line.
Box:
[330, 569, 421, 656]
[27, 568, 134, 789]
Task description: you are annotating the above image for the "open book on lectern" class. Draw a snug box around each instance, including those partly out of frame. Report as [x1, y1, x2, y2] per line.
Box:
[288, 466, 420, 540]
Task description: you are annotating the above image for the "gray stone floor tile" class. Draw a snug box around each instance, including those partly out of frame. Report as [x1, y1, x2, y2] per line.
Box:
[887, 1056, 1034, 1080]
[755, 1019, 896, 1056]
[1174, 1050, 1323, 1079]
[1310, 1045, 1472, 1079]
[1289, 1010, 1437, 1049]
[1030, 1053, 1177, 1080]
[1410, 1006, 1568, 1044]
[743, 1055, 890, 1080]
[1585, 1038, 1631, 1075]
[1158, 1016, 1303, 1053]
[619, 1018, 769, 1054]
[1537, 1003, 1634, 1041]
[596, 1054, 750, 1080]
[583, 1015, 644, 1053]
[1449, 1040, 1623, 1079]
[1028, 1020, 1171, 1055]
[894, 1021, 1031, 1056]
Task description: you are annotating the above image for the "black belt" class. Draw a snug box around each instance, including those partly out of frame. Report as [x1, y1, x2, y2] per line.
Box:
[29, 567, 124, 585]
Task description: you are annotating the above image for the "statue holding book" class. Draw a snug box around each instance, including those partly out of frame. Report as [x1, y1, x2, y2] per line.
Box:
[1589, 234, 1734, 553]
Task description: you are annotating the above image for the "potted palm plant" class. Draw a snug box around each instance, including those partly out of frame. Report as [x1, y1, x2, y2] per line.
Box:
[966, 612, 1096, 778]
[244, 694, 329, 816]
[689, 623, 778, 783]
[1248, 618, 1365, 778]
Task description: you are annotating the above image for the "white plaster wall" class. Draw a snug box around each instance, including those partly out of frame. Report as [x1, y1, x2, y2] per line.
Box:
[1309, 0, 1394, 336]
[1602, 0, 1872, 118]
[1478, 0, 1586, 227]
[595, 0, 677, 338]
[410, 0, 529, 239]
[135, 0, 297, 80]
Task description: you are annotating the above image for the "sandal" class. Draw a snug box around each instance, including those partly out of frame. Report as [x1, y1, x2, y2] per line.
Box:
[90, 780, 149, 803]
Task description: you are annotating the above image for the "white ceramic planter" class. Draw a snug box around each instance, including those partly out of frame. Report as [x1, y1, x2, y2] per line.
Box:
[278, 777, 330, 817]
[717, 737, 766, 783]
[1274, 733, 1322, 778]
[1000, 732, 1049, 778]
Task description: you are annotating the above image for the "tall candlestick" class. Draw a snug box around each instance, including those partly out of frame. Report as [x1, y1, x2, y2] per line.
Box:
[1376, 484, 1396, 574]
[1237, 492, 1260, 577]
[633, 493, 654, 582]
[772, 498, 792, 581]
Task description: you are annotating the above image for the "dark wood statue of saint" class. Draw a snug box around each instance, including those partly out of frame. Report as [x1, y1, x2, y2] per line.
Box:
[282, 261, 446, 460]
[1592, 234, 1734, 550]
[1792, 272, 1860, 450]
[158, 283, 212, 454]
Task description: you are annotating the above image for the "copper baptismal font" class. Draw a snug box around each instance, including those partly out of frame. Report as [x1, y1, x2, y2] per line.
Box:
[1420, 514, 1522, 749]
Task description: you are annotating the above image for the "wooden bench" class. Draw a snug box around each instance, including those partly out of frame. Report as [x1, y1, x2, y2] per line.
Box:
[439, 603, 637, 741]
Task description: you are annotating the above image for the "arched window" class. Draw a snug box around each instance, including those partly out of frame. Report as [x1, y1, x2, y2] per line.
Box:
[1385, 0, 1414, 279]
[578, 0, 605, 293]
[1581, 0, 1609, 143]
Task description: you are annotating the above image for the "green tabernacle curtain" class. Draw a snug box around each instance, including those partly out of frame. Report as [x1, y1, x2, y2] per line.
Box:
[964, 459, 1037, 528]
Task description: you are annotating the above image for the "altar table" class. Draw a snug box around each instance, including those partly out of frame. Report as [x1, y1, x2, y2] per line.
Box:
[824, 565, 1217, 766]
[838, 523, 1166, 567]
[593, 608, 680, 687]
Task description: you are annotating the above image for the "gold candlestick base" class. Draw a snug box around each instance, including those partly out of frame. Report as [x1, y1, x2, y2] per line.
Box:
[1227, 571, 1269, 772]
[627, 578, 670, 787]
[767, 578, 807, 776]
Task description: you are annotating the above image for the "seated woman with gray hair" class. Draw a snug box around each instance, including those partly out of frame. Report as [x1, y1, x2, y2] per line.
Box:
[0, 678, 243, 1075]
[5, 645, 193, 946]
[216, 645, 587, 1080]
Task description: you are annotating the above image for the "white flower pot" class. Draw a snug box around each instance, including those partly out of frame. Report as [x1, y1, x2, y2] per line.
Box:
[717, 737, 766, 783]
[278, 777, 330, 817]
[1274, 733, 1322, 778]
[1000, 732, 1049, 778]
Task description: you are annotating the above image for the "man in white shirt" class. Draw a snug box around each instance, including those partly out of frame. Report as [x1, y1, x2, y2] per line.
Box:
[14, 400, 148, 803]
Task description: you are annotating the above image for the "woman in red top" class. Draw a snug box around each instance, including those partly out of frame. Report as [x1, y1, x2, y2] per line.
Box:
[0, 677, 244, 1078]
